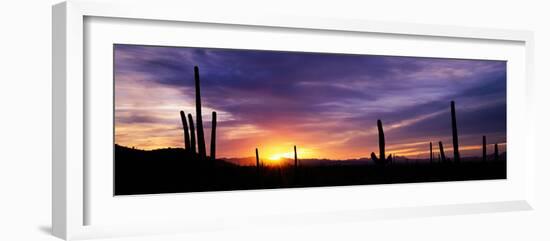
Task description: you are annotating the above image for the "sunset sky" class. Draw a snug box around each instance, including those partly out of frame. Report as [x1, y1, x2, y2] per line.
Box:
[114, 44, 507, 161]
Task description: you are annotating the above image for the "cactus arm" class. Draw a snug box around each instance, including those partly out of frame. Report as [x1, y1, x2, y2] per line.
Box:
[179, 111, 191, 153]
[438, 141, 447, 162]
[187, 114, 197, 155]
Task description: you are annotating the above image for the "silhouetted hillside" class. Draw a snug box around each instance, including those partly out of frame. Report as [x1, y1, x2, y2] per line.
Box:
[115, 144, 506, 195]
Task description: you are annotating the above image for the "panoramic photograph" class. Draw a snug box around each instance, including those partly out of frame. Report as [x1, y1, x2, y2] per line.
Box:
[113, 44, 507, 195]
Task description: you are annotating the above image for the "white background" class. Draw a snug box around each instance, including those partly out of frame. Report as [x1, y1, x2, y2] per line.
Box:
[1, 0, 549, 240]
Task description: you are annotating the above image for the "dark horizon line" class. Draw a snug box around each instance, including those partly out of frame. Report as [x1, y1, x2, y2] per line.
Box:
[114, 143, 507, 161]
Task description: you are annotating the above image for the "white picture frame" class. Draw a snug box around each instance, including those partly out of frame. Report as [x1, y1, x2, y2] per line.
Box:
[52, 0, 535, 240]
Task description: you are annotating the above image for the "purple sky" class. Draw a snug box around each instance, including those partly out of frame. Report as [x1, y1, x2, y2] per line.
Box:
[114, 44, 507, 160]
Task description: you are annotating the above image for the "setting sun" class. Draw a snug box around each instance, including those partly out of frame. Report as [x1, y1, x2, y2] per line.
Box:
[268, 152, 295, 161]
[262, 146, 314, 165]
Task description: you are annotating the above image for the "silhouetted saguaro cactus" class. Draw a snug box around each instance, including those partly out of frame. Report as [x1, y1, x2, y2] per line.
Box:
[187, 114, 197, 155]
[194, 66, 207, 159]
[450, 101, 460, 162]
[371, 119, 389, 166]
[210, 111, 217, 160]
[294, 145, 298, 182]
[482, 136, 487, 162]
[254, 148, 262, 185]
[438, 141, 447, 162]
[377, 119, 386, 164]
[429, 142, 433, 163]
[370, 120, 386, 165]
[255, 148, 260, 174]
[494, 143, 499, 161]
[294, 145, 298, 169]
[179, 111, 191, 153]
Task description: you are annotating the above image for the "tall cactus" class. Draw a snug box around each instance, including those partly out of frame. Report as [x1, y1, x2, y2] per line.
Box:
[293, 145, 298, 182]
[187, 114, 197, 155]
[371, 119, 388, 166]
[429, 142, 433, 163]
[210, 111, 217, 160]
[294, 145, 298, 169]
[450, 101, 460, 162]
[179, 110, 191, 153]
[255, 148, 261, 184]
[194, 66, 207, 159]
[494, 143, 499, 161]
[377, 119, 386, 164]
[438, 141, 447, 162]
[255, 148, 260, 172]
[482, 136, 487, 162]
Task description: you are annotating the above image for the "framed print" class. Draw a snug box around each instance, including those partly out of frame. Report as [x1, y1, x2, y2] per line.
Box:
[52, 0, 535, 240]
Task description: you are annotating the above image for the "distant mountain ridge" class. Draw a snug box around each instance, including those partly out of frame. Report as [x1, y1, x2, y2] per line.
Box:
[115, 144, 506, 166]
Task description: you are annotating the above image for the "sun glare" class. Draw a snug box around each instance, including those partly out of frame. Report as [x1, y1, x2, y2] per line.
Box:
[258, 145, 315, 165]
[268, 152, 295, 161]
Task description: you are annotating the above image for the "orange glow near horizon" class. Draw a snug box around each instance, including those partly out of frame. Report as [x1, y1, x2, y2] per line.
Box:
[388, 143, 508, 158]
[259, 146, 312, 162]
[115, 119, 508, 161]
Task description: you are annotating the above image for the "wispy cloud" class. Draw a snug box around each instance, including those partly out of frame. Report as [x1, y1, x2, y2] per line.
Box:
[114, 44, 506, 159]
